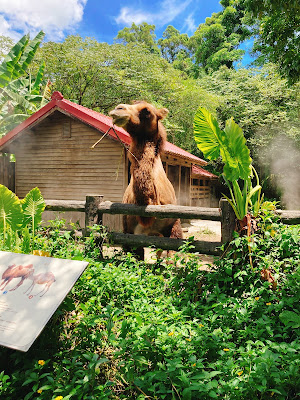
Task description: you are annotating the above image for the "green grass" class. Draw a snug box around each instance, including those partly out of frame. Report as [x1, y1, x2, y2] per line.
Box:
[0, 221, 299, 400]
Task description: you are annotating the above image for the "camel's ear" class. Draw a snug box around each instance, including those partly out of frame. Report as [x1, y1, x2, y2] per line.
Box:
[157, 108, 169, 120]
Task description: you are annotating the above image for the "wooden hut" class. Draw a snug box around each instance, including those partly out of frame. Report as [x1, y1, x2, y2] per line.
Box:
[0, 92, 218, 228]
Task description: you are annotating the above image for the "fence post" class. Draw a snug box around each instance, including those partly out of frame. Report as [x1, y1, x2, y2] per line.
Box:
[84, 195, 103, 236]
[220, 198, 236, 244]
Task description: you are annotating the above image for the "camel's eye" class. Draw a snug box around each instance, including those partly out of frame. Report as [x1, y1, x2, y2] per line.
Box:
[116, 106, 125, 110]
[140, 108, 151, 119]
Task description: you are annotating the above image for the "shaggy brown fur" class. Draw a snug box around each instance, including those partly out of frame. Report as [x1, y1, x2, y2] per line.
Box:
[109, 101, 183, 259]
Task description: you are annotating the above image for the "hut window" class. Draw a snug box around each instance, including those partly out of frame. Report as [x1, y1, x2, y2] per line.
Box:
[200, 180, 203, 186]
[205, 180, 209, 186]
[62, 120, 71, 138]
[192, 179, 198, 186]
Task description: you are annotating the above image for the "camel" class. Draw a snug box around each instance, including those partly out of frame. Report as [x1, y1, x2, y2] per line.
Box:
[0, 264, 34, 291]
[24, 271, 56, 297]
[109, 101, 182, 259]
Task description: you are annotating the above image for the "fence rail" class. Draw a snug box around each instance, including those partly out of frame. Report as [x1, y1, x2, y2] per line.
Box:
[44, 196, 300, 256]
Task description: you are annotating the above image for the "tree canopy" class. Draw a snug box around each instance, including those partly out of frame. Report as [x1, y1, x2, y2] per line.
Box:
[243, 0, 300, 84]
[115, 22, 159, 54]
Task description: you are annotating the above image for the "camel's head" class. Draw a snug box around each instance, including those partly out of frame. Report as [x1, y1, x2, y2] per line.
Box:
[109, 101, 168, 140]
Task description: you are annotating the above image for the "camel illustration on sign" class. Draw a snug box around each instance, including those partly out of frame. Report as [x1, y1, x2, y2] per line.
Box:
[0, 264, 34, 291]
[24, 272, 56, 297]
[0, 264, 55, 297]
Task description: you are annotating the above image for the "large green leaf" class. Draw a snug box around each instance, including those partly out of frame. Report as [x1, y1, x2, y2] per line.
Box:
[0, 184, 23, 231]
[193, 108, 252, 181]
[222, 118, 252, 180]
[193, 107, 225, 160]
[21, 187, 45, 231]
[0, 34, 29, 87]
[19, 31, 45, 73]
[279, 311, 300, 329]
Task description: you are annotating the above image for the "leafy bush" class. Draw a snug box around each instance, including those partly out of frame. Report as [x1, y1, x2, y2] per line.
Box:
[0, 220, 299, 399]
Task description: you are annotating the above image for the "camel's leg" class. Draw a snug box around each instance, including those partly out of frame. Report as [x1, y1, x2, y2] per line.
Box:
[1, 277, 13, 291]
[25, 281, 35, 295]
[170, 219, 183, 239]
[0, 279, 7, 289]
[35, 282, 53, 297]
[166, 219, 183, 260]
[123, 215, 145, 260]
[9, 278, 25, 291]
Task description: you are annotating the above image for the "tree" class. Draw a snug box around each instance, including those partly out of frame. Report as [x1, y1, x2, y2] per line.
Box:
[190, 2, 251, 72]
[158, 25, 190, 63]
[115, 22, 159, 54]
[36, 35, 220, 153]
[197, 64, 300, 198]
[0, 36, 14, 60]
[243, 0, 300, 84]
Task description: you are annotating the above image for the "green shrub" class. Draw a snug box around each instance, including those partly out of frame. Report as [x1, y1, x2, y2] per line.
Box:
[0, 222, 299, 399]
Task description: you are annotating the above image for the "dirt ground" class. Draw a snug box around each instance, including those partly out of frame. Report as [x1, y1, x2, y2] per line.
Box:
[103, 219, 221, 268]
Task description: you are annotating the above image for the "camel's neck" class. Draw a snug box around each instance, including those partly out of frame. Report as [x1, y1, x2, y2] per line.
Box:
[129, 140, 161, 205]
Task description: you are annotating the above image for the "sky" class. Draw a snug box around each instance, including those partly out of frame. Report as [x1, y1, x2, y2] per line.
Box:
[0, 0, 222, 42]
[0, 0, 252, 65]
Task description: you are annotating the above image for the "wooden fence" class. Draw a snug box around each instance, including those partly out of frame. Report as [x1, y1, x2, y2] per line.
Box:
[45, 196, 300, 256]
[0, 154, 15, 192]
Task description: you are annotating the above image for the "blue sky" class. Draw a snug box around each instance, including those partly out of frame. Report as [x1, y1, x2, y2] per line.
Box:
[0, 0, 221, 42]
[0, 0, 252, 65]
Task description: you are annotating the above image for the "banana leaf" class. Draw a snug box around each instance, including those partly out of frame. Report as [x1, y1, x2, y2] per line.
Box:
[0, 35, 29, 87]
[19, 31, 45, 73]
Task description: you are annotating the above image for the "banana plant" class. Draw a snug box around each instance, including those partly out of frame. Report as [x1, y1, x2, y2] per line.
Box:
[193, 107, 262, 222]
[0, 31, 51, 137]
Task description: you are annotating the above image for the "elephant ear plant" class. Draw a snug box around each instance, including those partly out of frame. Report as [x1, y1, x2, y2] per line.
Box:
[193, 107, 263, 236]
[0, 184, 45, 251]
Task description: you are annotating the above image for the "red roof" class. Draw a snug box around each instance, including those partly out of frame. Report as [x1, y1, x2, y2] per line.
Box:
[0, 92, 207, 165]
[192, 165, 218, 179]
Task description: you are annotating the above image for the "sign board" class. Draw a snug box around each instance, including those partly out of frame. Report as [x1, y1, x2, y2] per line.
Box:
[0, 251, 88, 352]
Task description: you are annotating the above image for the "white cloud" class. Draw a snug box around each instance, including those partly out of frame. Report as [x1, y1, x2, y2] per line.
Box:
[115, 0, 192, 27]
[183, 14, 197, 34]
[0, 0, 87, 41]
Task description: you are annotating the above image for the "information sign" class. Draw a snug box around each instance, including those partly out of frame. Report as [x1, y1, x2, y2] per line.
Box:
[0, 251, 88, 351]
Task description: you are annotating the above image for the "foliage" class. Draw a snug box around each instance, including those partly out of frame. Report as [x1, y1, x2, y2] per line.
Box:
[197, 64, 300, 180]
[243, 0, 300, 84]
[158, 25, 190, 63]
[194, 107, 261, 220]
[35, 35, 219, 153]
[114, 22, 159, 54]
[0, 217, 299, 399]
[194, 107, 252, 181]
[0, 184, 23, 246]
[0, 184, 45, 250]
[189, 1, 251, 72]
[0, 31, 51, 137]
[0, 36, 14, 60]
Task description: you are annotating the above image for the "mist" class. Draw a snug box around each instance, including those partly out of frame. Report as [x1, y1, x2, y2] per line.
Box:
[262, 134, 300, 210]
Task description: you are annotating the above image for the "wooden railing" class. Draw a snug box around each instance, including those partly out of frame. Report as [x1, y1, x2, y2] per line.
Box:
[45, 196, 300, 256]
